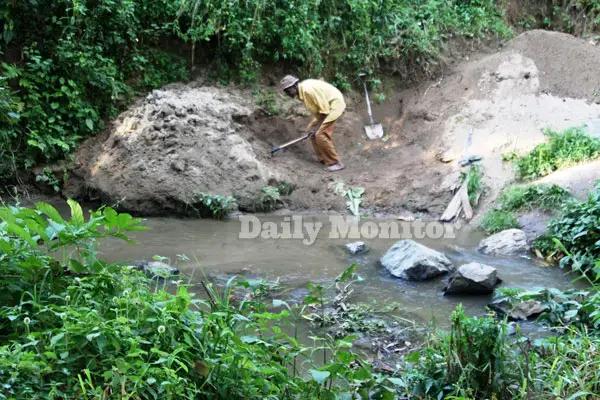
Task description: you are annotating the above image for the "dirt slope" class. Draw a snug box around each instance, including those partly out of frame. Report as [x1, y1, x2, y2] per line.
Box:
[66, 30, 600, 218]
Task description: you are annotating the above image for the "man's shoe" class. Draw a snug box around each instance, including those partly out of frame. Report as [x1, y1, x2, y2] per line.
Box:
[327, 162, 345, 172]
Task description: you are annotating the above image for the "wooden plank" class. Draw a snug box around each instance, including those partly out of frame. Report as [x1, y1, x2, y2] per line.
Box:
[459, 183, 473, 220]
[440, 185, 463, 222]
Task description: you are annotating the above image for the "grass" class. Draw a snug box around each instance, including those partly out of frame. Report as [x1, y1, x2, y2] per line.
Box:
[515, 126, 600, 181]
[465, 164, 484, 207]
[478, 209, 521, 234]
[498, 183, 571, 211]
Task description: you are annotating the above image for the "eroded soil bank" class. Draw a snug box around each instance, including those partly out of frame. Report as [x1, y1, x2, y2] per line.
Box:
[65, 30, 600, 218]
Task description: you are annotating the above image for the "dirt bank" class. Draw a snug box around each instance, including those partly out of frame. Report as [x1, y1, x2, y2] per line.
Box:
[66, 30, 600, 218]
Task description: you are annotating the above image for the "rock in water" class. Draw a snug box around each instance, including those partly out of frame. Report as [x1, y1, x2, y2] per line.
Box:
[444, 263, 501, 295]
[345, 241, 368, 255]
[128, 260, 179, 279]
[489, 299, 547, 321]
[380, 240, 453, 281]
[478, 229, 529, 256]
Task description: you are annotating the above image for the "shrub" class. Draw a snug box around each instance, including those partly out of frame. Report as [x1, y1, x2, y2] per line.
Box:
[515, 127, 600, 181]
[462, 164, 484, 207]
[543, 182, 600, 273]
[192, 192, 237, 219]
[0, 201, 405, 399]
[479, 209, 521, 234]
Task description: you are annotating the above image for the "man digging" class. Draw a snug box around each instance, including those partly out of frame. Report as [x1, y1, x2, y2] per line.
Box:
[280, 75, 346, 171]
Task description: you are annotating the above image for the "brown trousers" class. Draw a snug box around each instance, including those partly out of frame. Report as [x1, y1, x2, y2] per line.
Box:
[310, 122, 340, 165]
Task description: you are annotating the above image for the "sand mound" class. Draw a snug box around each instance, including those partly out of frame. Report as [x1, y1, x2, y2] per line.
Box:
[66, 84, 297, 214]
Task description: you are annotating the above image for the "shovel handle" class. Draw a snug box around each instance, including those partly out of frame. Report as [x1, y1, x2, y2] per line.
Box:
[361, 77, 375, 125]
[271, 132, 313, 154]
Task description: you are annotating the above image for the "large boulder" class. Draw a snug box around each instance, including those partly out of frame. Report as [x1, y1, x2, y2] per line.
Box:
[489, 298, 547, 321]
[478, 229, 530, 256]
[380, 240, 453, 281]
[444, 263, 501, 295]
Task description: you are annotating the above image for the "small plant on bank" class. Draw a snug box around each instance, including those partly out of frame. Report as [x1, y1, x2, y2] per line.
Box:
[478, 209, 521, 234]
[34, 167, 64, 193]
[253, 186, 281, 212]
[462, 164, 484, 207]
[498, 183, 571, 211]
[515, 126, 600, 181]
[276, 181, 295, 196]
[252, 89, 280, 116]
[192, 192, 237, 219]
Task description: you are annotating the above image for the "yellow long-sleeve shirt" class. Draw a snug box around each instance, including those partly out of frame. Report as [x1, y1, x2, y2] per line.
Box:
[298, 79, 346, 129]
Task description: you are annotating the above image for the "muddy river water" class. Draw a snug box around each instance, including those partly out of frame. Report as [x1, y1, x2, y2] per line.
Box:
[92, 212, 584, 327]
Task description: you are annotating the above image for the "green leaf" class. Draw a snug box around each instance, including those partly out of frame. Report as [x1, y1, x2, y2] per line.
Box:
[51, 102, 59, 109]
[387, 377, 404, 386]
[336, 263, 357, 283]
[567, 392, 592, 400]
[86, 118, 94, 130]
[70, 259, 85, 273]
[67, 199, 85, 226]
[36, 202, 66, 224]
[404, 351, 420, 363]
[50, 332, 65, 347]
[309, 369, 330, 384]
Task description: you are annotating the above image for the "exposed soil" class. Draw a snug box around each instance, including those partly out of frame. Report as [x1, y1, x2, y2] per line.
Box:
[65, 30, 600, 218]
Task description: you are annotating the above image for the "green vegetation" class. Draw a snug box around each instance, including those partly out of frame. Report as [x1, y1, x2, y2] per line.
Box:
[462, 164, 484, 207]
[498, 183, 571, 212]
[252, 89, 280, 116]
[253, 186, 282, 212]
[1, 1, 189, 180]
[517, 0, 600, 35]
[175, 0, 510, 83]
[478, 209, 521, 234]
[3, 200, 600, 399]
[480, 183, 570, 235]
[192, 192, 237, 219]
[276, 181, 295, 197]
[515, 127, 600, 181]
[540, 181, 600, 273]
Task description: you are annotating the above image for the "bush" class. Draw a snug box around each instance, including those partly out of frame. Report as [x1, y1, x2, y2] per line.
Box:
[543, 182, 600, 273]
[498, 183, 571, 212]
[479, 209, 521, 234]
[515, 127, 600, 181]
[174, 0, 511, 82]
[0, 0, 189, 179]
[192, 192, 237, 219]
[0, 201, 405, 399]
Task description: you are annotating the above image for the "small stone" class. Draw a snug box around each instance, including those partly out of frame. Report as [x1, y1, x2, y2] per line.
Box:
[396, 214, 415, 222]
[345, 241, 368, 255]
[171, 160, 186, 172]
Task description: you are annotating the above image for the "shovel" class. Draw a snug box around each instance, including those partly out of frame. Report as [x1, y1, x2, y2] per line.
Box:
[270, 132, 314, 154]
[359, 72, 384, 140]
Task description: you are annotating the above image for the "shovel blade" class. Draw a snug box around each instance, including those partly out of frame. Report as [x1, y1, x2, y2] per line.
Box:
[364, 123, 384, 140]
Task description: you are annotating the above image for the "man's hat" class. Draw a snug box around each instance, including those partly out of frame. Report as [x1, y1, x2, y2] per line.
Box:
[280, 75, 299, 91]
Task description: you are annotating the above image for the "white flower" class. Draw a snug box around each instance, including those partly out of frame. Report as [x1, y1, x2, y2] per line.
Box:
[158, 325, 166, 334]
[23, 317, 31, 325]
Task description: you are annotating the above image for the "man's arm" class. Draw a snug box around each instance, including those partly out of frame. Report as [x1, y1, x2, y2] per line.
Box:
[309, 113, 328, 136]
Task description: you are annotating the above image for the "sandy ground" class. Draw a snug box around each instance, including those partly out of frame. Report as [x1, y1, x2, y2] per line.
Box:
[66, 30, 600, 219]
